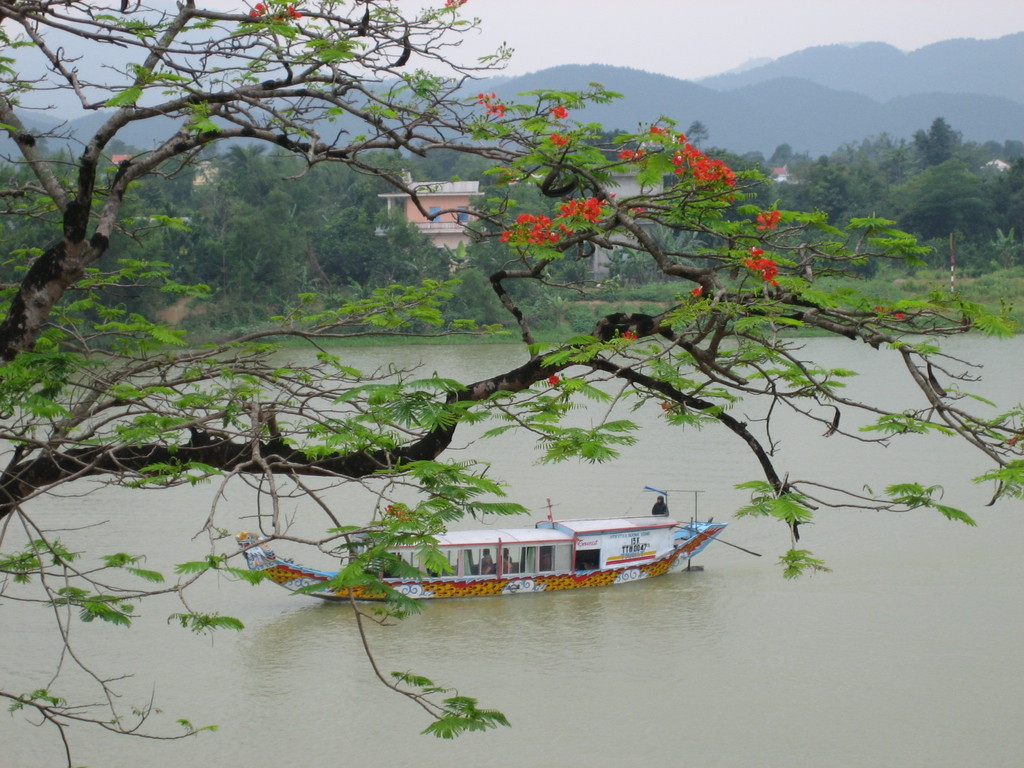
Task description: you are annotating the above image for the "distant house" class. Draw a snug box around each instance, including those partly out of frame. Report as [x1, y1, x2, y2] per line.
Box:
[192, 160, 219, 187]
[378, 175, 483, 249]
[985, 159, 1011, 173]
[771, 165, 792, 183]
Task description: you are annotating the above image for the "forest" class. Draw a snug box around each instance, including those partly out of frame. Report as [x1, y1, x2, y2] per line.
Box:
[4, 116, 1022, 339]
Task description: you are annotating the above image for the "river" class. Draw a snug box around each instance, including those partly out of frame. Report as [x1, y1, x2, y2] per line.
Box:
[2, 336, 1022, 767]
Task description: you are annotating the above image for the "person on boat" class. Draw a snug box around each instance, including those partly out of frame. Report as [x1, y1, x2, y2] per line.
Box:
[502, 548, 516, 573]
[651, 495, 669, 516]
[480, 549, 496, 575]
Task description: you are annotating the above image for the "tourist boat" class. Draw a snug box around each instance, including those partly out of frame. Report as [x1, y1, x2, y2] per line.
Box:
[236, 504, 727, 601]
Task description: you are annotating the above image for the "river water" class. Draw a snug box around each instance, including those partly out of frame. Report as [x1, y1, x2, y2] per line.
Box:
[3, 336, 1023, 767]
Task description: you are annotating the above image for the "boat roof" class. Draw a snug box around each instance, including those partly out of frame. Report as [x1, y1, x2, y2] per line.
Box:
[430, 527, 573, 547]
[397, 516, 679, 548]
[543, 516, 680, 535]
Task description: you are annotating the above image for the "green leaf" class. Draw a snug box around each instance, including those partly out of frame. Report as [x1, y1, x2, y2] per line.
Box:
[885, 482, 977, 526]
[973, 313, 1019, 338]
[973, 460, 1024, 501]
[168, 612, 245, 634]
[177, 718, 220, 735]
[105, 85, 143, 107]
[101, 553, 165, 583]
[175, 555, 230, 574]
[735, 481, 814, 527]
[422, 695, 511, 739]
[188, 114, 221, 134]
[778, 549, 832, 579]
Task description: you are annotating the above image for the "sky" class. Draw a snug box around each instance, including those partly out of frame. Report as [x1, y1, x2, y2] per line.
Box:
[413, 0, 1024, 81]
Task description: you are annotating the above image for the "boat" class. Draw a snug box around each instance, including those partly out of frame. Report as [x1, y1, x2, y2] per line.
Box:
[236, 505, 727, 601]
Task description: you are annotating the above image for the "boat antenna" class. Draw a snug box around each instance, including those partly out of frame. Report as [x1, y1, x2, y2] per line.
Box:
[546, 497, 554, 523]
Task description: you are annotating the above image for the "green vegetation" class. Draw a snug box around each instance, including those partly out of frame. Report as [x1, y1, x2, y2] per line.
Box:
[0, 3, 1021, 765]
[8, 118, 1018, 342]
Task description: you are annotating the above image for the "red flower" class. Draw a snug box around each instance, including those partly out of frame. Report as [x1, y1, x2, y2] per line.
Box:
[250, 3, 301, 20]
[649, 125, 668, 136]
[618, 149, 645, 162]
[501, 213, 573, 246]
[744, 253, 779, 285]
[550, 133, 570, 147]
[558, 197, 606, 223]
[386, 504, 412, 521]
[875, 306, 907, 320]
[669, 143, 735, 187]
[756, 210, 782, 230]
[621, 331, 637, 341]
[691, 286, 703, 297]
[445, 0, 468, 7]
[476, 92, 506, 117]
[550, 105, 569, 119]
[692, 157, 736, 186]
[548, 375, 560, 386]
[749, 246, 765, 257]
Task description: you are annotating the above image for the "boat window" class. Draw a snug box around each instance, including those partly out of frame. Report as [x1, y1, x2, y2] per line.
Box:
[500, 546, 522, 574]
[423, 548, 456, 577]
[538, 545, 568, 572]
[461, 548, 478, 576]
[574, 549, 600, 571]
[380, 549, 415, 578]
[397, 550, 415, 567]
[385, 549, 416, 572]
[497, 548, 536, 577]
[517, 546, 537, 574]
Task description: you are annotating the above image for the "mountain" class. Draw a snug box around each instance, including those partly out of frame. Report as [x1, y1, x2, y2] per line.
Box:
[12, 34, 1024, 160]
[481, 61, 1024, 157]
[698, 33, 1024, 104]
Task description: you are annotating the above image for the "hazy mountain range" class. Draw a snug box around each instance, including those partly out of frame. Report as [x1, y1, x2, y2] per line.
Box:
[14, 32, 1024, 159]
[481, 32, 1024, 157]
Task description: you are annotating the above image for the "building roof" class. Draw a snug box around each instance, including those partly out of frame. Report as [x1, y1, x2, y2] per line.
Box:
[379, 180, 482, 199]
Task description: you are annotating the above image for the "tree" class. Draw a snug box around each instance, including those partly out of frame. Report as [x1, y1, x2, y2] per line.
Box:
[685, 120, 710, 147]
[776, 155, 886, 226]
[1, 3, 1021, 765]
[892, 160, 997, 241]
[768, 143, 794, 167]
[913, 117, 961, 167]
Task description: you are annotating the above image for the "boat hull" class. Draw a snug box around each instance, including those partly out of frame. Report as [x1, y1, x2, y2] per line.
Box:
[238, 521, 726, 601]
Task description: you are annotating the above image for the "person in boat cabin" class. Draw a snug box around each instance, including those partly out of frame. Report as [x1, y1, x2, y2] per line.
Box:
[502, 548, 516, 573]
[480, 549, 496, 574]
[651, 496, 669, 516]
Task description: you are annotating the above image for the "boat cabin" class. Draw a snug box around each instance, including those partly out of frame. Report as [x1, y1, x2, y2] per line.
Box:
[387, 517, 679, 578]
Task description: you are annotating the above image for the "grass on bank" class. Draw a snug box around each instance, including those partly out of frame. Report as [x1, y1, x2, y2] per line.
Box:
[176, 266, 1024, 346]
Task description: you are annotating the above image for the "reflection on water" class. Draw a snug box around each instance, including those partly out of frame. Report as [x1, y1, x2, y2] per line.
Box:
[3, 337, 1023, 767]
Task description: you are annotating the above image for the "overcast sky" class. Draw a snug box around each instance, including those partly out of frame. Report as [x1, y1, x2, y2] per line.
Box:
[416, 0, 1024, 81]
